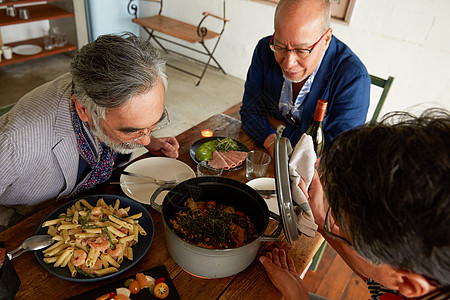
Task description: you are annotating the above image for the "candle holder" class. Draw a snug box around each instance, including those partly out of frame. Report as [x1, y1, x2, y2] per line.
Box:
[201, 129, 213, 138]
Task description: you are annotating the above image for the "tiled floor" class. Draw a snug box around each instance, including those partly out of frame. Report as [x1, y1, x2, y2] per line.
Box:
[0, 52, 245, 141]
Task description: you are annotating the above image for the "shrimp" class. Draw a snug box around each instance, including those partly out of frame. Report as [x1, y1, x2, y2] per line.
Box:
[107, 243, 124, 260]
[87, 237, 110, 252]
[116, 208, 128, 218]
[75, 238, 88, 246]
[91, 207, 102, 216]
[79, 258, 103, 274]
[70, 249, 87, 267]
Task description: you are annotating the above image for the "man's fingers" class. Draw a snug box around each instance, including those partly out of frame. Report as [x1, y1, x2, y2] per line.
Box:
[287, 257, 298, 274]
[279, 249, 289, 270]
[272, 248, 281, 267]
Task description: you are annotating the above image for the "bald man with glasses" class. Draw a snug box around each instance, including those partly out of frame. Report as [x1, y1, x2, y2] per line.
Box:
[240, 0, 370, 155]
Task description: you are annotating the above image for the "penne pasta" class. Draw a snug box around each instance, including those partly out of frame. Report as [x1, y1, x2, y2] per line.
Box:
[86, 248, 100, 268]
[42, 197, 145, 278]
[108, 215, 133, 230]
[57, 224, 80, 230]
[102, 253, 120, 268]
[119, 235, 135, 244]
[54, 247, 73, 267]
[136, 223, 147, 236]
[126, 212, 142, 220]
[97, 198, 107, 208]
[72, 211, 79, 225]
[42, 218, 60, 227]
[80, 199, 93, 210]
[62, 229, 70, 243]
[44, 243, 67, 257]
[94, 267, 118, 277]
[43, 256, 59, 264]
[126, 247, 133, 261]
[107, 226, 127, 238]
[74, 233, 99, 239]
[67, 261, 77, 277]
[43, 241, 64, 253]
[47, 225, 58, 237]
[114, 199, 120, 211]
[75, 200, 82, 211]
[84, 228, 102, 234]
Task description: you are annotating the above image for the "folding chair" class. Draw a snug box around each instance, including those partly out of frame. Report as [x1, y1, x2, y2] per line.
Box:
[128, 0, 229, 86]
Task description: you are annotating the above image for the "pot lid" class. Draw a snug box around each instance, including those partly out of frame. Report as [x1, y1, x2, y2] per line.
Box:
[273, 136, 300, 244]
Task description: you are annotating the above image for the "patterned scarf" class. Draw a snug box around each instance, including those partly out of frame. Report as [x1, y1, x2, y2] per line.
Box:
[70, 101, 117, 195]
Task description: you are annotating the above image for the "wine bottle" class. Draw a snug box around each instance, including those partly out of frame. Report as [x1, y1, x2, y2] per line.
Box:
[305, 99, 328, 157]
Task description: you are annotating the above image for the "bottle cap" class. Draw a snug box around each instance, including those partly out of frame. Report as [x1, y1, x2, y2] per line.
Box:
[314, 99, 328, 121]
[317, 99, 328, 110]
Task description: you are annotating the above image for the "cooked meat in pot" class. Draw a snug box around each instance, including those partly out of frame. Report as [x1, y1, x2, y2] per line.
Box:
[169, 198, 258, 249]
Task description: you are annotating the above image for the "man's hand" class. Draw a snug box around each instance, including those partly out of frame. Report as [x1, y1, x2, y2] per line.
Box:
[259, 248, 310, 300]
[303, 170, 326, 231]
[146, 137, 179, 158]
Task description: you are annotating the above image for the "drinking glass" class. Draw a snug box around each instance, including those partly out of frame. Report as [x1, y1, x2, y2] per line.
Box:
[43, 29, 54, 50]
[19, 7, 30, 20]
[245, 150, 271, 180]
[197, 161, 223, 177]
[54, 28, 66, 47]
[1, 46, 12, 60]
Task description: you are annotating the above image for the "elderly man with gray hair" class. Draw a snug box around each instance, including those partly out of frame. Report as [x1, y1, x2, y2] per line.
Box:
[0, 33, 179, 230]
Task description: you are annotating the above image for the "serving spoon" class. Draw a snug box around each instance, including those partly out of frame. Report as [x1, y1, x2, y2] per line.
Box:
[7, 235, 55, 260]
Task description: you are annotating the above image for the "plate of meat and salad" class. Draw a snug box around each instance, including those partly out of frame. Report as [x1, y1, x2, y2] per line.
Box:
[189, 137, 249, 171]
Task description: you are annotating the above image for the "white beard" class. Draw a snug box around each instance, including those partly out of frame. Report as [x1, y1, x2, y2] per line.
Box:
[90, 118, 145, 154]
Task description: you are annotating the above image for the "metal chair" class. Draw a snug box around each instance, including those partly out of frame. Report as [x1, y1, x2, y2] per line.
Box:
[370, 75, 395, 123]
[128, 0, 229, 86]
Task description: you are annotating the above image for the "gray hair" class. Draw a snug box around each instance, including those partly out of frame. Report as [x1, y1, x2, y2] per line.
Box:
[275, 0, 331, 34]
[70, 32, 167, 119]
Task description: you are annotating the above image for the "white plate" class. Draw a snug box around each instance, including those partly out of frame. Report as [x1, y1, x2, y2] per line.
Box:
[12, 44, 42, 55]
[120, 157, 196, 206]
[246, 177, 279, 215]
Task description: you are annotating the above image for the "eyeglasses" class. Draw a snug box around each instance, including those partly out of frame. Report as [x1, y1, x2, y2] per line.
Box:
[323, 206, 353, 247]
[98, 106, 170, 147]
[269, 30, 329, 59]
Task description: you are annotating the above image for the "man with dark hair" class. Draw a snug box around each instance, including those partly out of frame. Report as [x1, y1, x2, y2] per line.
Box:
[260, 109, 450, 299]
[240, 0, 370, 155]
[0, 33, 179, 229]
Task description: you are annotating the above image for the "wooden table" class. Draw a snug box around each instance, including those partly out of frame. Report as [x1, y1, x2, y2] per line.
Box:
[0, 108, 323, 299]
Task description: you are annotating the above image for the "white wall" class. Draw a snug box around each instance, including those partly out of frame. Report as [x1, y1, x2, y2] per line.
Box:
[139, 0, 450, 117]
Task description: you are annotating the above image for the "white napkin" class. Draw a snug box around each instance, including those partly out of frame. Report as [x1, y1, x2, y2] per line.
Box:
[288, 134, 318, 237]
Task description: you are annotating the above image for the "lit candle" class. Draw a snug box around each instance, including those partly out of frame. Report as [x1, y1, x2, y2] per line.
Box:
[201, 129, 213, 138]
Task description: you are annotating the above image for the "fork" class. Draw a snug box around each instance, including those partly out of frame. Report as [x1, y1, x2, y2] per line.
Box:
[117, 171, 177, 185]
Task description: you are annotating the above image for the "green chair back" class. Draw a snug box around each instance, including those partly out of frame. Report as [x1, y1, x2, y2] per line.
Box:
[370, 75, 394, 123]
[0, 102, 16, 117]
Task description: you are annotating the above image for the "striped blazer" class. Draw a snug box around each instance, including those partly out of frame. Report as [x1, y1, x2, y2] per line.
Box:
[0, 73, 79, 206]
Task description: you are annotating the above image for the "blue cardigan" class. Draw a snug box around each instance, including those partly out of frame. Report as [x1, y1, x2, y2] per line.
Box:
[240, 35, 370, 147]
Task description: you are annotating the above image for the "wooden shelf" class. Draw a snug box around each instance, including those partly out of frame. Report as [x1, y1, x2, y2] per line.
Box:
[0, 3, 73, 27]
[0, 0, 61, 8]
[0, 37, 76, 67]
